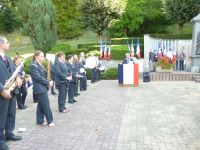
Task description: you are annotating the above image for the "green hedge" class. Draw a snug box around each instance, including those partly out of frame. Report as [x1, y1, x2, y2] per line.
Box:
[86, 67, 118, 80]
[65, 48, 91, 56]
[150, 34, 192, 39]
[111, 37, 144, 45]
[49, 43, 71, 53]
[101, 67, 118, 80]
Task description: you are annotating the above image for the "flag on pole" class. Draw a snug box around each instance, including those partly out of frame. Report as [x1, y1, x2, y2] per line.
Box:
[104, 38, 107, 59]
[130, 37, 134, 57]
[126, 38, 131, 51]
[136, 38, 141, 58]
[107, 39, 111, 60]
[99, 36, 103, 59]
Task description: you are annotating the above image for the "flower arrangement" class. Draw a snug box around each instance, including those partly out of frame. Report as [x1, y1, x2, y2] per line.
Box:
[156, 57, 175, 70]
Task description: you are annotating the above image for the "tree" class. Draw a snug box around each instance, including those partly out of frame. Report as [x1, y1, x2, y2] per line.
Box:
[108, 0, 167, 37]
[52, 0, 83, 39]
[17, 0, 56, 55]
[80, 0, 119, 38]
[0, 0, 21, 33]
[166, 0, 199, 34]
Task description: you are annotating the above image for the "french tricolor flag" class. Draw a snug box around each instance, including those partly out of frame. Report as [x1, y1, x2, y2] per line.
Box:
[118, 64, 139, 86]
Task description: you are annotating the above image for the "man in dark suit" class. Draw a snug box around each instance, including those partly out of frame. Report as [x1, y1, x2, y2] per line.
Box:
[54, 52, 72, 112]
[122, 53, 134, 64]
[0, 36, 22, 150]
[30, 50, 54, 127]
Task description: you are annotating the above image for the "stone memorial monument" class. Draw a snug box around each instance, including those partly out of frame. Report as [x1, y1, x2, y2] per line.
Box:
[190, 13, 200, 71]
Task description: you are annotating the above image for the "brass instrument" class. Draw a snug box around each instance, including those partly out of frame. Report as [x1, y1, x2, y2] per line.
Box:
[4, 61, 24, 92]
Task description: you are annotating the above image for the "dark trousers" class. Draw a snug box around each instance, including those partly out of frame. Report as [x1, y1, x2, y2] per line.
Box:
[57, 83, 67, 112]
[51, 81, 56, 94]
[75, 79, 78, 95]
[180, 60, 184, 70]
[35, 92, 53, 124]
[80, 75, 87, 91]
[68, 82, 75, 102]
[16, 85, 27, 107]
[95, 69, 100, 81]
[91, 69, 96, 83]
[0, 97, 16, 140]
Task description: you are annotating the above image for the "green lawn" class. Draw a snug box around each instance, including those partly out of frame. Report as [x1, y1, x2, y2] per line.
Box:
[2, 31, 98, 56]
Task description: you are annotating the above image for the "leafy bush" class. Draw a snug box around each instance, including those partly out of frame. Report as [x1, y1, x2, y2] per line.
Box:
[101, 67, 118, 79]
[150, 34, 192, 39]
[111, 37, 144, 45]
[86, 67, 118, 80]
[77, 43, 98, 49]
[24, 56, 33, 74]
[50, 43, 71, 53]
[65, 49, 90, 56]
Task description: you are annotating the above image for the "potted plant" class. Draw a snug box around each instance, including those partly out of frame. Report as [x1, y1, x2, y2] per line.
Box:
[155, 57, 174, 72]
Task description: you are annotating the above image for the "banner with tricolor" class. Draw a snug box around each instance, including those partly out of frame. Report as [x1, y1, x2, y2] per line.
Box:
[118, 64, 139, 86]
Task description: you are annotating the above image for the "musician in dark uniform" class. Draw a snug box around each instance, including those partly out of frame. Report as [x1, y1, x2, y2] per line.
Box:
[30, 50, 54, 126]
[13, 55, 28, 109]
[54, 52, 72, 113]
[79, 53, 87, 91]
[50, 61, 57, 96]
[66, 55, 77, 104]
[0, 36, 22, 150]
[73, 54, 81, 96]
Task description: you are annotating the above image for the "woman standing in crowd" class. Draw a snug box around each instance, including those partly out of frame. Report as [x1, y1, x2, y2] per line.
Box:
[30, 50, 54, 126]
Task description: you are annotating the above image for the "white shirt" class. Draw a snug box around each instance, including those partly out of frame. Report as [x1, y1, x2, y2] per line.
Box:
[0, 51, 6, 60]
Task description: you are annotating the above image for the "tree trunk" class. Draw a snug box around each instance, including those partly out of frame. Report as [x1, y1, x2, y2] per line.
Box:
[178, 23, 184, 35]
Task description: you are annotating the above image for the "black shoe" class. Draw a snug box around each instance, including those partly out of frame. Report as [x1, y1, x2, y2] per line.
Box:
[18, 106, 26, 109]
[73, 99, 77, 102]
[68, 101, 74, 104]
[6, 135, 22, 141]
[0, 140, 8, 150]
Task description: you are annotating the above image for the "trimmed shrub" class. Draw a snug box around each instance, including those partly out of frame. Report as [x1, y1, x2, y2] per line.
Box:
[65, 49, 90, 56]
[111, 37, 144, 45]
[101, 67, 118, 80]
[150, 34, 192, 39]
[50, 43, 71, 53]
[86, 67, 118, 80]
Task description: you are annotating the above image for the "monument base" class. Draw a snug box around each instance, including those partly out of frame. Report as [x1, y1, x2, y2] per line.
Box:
[191, 55, 200, 68]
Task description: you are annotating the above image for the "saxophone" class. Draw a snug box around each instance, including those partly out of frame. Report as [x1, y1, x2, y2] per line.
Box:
[4, 61, 24, 92]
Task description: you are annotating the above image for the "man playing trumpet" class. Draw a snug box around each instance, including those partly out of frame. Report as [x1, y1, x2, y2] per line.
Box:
[0, 36, 23, 150]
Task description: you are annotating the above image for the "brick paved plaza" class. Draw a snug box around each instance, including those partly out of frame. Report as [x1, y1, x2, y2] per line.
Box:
[7, 81, 200, 150]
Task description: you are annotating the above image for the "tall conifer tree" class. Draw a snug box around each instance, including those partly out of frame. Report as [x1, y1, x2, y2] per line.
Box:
[18, 0, 56, 55]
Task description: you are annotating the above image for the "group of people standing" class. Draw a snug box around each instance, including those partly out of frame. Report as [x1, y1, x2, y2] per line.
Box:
[0, 35, 89, 150]
[29, 51, 88, 127]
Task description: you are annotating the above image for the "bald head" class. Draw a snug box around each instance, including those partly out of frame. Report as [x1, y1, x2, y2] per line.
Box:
[0, 36, 10, 52]
[0, 36, 6, 44]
